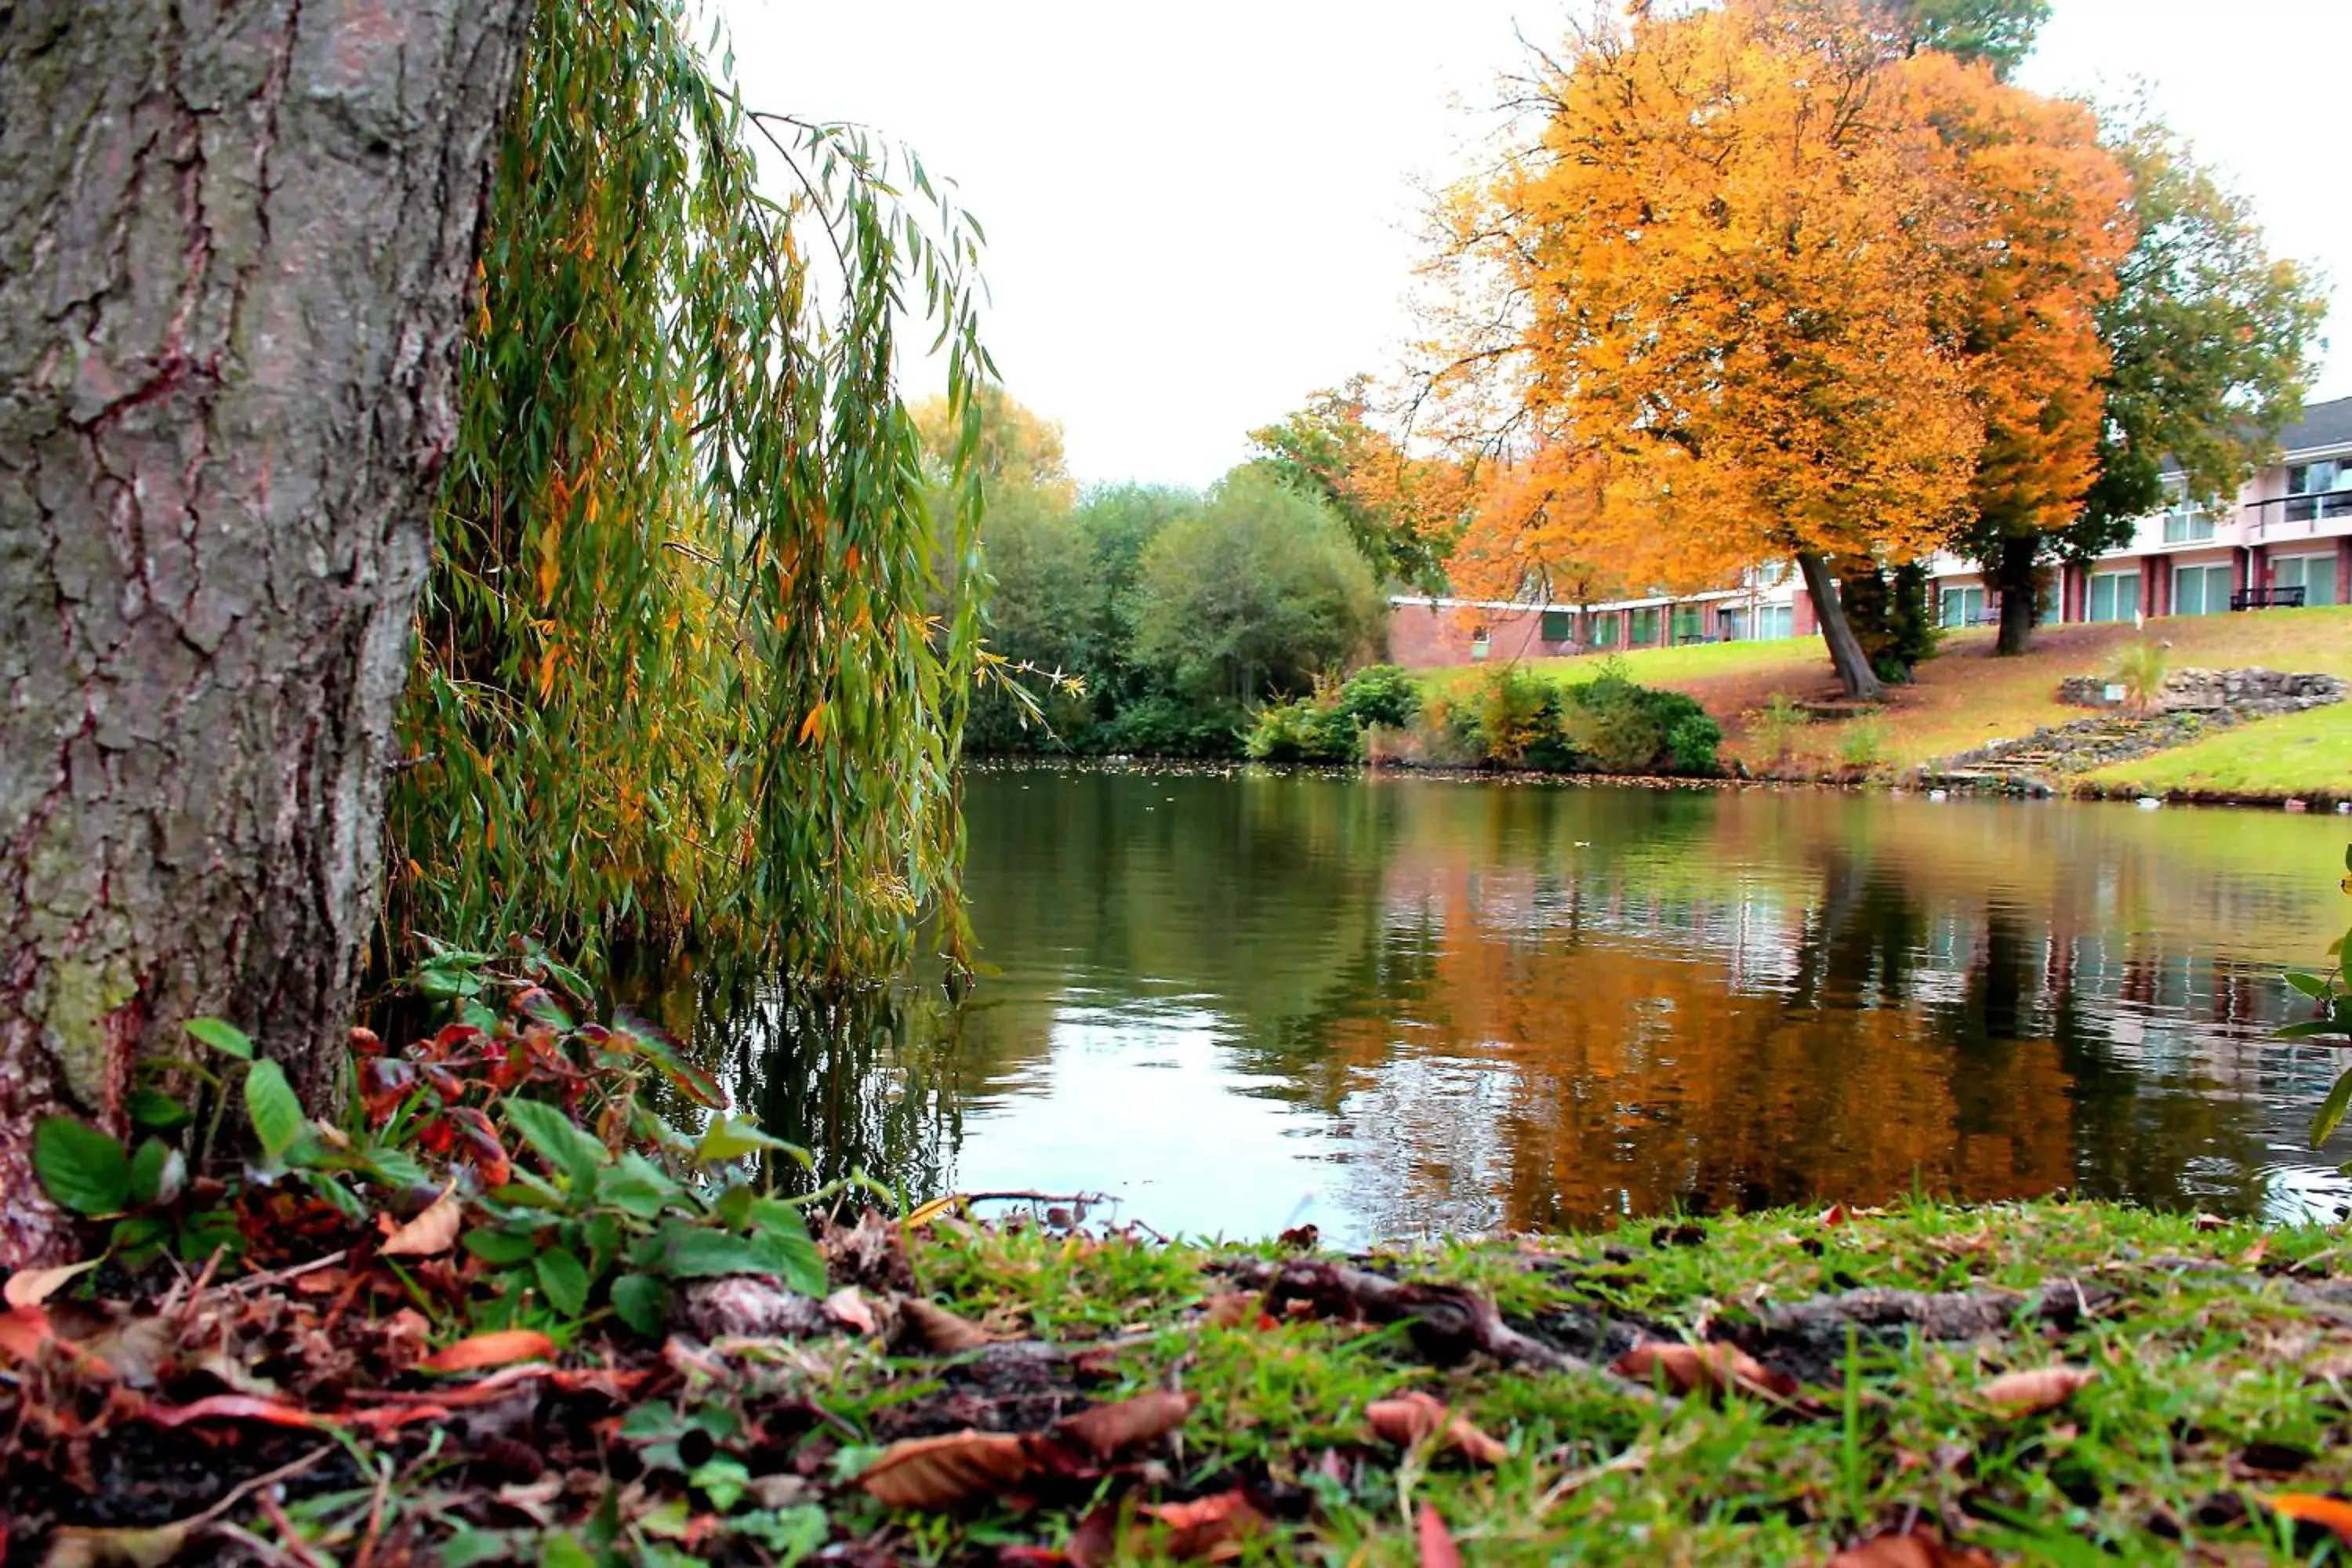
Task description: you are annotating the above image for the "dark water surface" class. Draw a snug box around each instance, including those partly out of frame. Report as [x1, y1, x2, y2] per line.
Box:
[689, 768, 2352, 1246]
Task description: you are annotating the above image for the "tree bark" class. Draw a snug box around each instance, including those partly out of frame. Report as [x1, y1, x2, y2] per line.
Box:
[1992, 532, 2038, 657]
[1795, 551, 1884, 702]
[0, 1, 533, 1266]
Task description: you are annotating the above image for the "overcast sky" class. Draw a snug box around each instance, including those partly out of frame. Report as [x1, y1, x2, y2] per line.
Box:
[720, 0, 2347, 489]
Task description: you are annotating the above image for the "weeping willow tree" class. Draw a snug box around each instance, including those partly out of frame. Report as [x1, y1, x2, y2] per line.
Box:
[387, 2, 998, 983]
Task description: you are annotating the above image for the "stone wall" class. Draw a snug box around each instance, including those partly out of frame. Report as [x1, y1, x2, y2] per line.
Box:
[2056, 666, 2346, 716]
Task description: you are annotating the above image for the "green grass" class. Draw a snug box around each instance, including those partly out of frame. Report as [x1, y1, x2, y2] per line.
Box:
[587, 1200, 2352, 1565]
[1419, 636, 1826, 696]
[2082, 704, 2352, 800]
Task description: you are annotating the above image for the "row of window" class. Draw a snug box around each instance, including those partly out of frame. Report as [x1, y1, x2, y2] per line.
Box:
[1934, 554, 2339, 627]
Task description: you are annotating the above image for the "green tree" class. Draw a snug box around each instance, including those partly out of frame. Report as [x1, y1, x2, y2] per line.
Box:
[1070, 485, 1197, 717]
[1875, 0, 2050, 78]
[2061, 115, 2326, 573]
[963, 488, 1096, 751]
[1247, 378, 1458, 588]
[1131, 470, 1385, 713]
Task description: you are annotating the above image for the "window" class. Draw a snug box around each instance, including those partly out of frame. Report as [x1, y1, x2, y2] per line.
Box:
[1671, 606, 1706, 644]
[2161, 476, 2217, 544]
[2087, 570, 2140, 622]
[2172, 562, 2231, 616]
[2274, 554, 2339, 608]
[1758, 604, 1795, 640]
[2041, 576, 2063, 624]
[1940, 586, 1985, 627]
[1592, 615, 1618, 648]
[2285, 459, 2352, 524]
[1469, 626, 1490, 661]
[1629, 607, 1661, 646]
[1540, 608, 1575, 643]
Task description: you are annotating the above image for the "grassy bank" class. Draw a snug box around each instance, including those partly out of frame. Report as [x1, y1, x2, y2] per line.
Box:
[1410, 607, 2352, 799]
[19, 1195, 2352, 1563]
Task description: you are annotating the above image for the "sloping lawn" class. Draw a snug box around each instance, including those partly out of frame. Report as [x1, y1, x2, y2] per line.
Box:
[2082, 704, 2352, 800]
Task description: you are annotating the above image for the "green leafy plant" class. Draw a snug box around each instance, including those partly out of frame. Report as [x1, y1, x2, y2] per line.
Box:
[2297, 844, 2352, 1153]
[1751, 691, 1809, 766]
[1838, 718, 1891, 772]
[2107, 640, 2171, 715]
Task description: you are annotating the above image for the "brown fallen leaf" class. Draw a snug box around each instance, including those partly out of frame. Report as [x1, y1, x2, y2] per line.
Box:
[378, 1194, 463, 1258]
[418, 1328, 555, 1374]
[1977, 1363, 2095, 1417]
[42, 1520, 194, 1568]
[901, 1296, 994, 1353]
[2270, 1493, 2352, 1544]
[1366, 1390, 1509, 1465]
[1203, 1291, 1259, 1329]
[1610, 1341, 1798, 1400]
[4, 1258, 100, 1308]
[2194, 1213, 2228, 1232]
[1827, 1528, 1997, 1567]
[1057, 1389, 1196, 1461]
[1417, 1503, 1462, 1568]
[142, 1393, 328, 1430]
[2239, 1236, 2271, 1268]
[857, 1428, 1033, 1510]
[825, 1286, 880, 1335]
[1138, 1489, 1266, 1559]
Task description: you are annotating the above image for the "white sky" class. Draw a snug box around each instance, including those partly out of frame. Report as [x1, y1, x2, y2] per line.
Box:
[721, 0, 2347, 489]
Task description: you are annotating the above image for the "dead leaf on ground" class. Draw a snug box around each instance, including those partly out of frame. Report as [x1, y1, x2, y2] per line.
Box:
[42, 1520, 194, 1568]
[856, 1428, 1033, 1510]
[4, 1258, 100, 1308]
[1610, 1340, 1798, 1400]
[1138, 1489, 1266, 1559]
[1416, 1503, 1462, 1568]
[1057, 1389, 1197, 1460]
[2270, 1493, 2352, 1544]
[1827, 1528, 1997, 1567]
[824, 1286, 880, 1335]
[142, 1393, 327, 1430]
[2194, 1213, 2228, 1232]
[418, 1328, 556, 1374]
[379, 1194, 463, 1258]
[1977, 1363, 2095, 1417]
[1203, 1291, 1259, 1329]
[901, 1297, 994, 1353]
[1819, 1203, 1848, 1227]
[1367, 1390, 1509, 1465]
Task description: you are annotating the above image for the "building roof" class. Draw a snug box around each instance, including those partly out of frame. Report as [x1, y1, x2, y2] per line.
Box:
[2278, 394, 2352, 456]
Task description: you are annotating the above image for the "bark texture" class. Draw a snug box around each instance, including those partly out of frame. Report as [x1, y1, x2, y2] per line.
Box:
[0, 0, 533, 1265]
[1992, 532, 2039, 656]
[1794, 550, 1884, 702]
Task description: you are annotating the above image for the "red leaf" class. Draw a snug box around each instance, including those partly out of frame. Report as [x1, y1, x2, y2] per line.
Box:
[1819, 1202, 1849, 1226]
[1056, 1390, 1196, 1460]
[1137, 1490, 1266, 1559]
[1367, 1390, 1509, 1465]
[2271, 1494, 2352, 1544]
[1417, 1504, 1462, 1568]
[419, 1329, 554, 1374]
[1610, 1341, 1798, 1399]
[143, 1394, 327, 1430]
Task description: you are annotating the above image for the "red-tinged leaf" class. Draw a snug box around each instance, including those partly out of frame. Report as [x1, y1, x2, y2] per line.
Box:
[1056, 1390, 1196, 1460]
[1137, 1490, 1266, 1559]
[1828, 1530, 1998, 1567]
[1204, 1291, 1258, 1328]
[1819, 1202, 1848, 1226]
[0, 1305, 55, 1363]
[1610, 1340, 1798, 1399]
[2270, 1493, 2352, 1544]
[856, 1428, 1033, 1510]
[1417, 1503, 1461, 1568]
[379, 1194, 463, 1258]
[1978, 1364, 2095, 1417]
[142, 1394, 328, 1430]
[1367, 1391, 1508, 1465]
[419, 1328, 555, 1374]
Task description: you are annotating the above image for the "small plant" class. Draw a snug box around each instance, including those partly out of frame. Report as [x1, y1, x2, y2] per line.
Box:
[2107, 640, 2170, 714]
[1838, 718, 1889, 772]
[2296, 844, 2352, 1154]
[1751, 691, 1807, 766]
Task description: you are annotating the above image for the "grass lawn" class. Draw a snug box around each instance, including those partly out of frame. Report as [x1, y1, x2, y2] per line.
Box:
[1410, 606, 2352, 795]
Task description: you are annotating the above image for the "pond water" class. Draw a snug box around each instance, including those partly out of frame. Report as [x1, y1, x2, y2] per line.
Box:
[684, 768, 2352, 1247]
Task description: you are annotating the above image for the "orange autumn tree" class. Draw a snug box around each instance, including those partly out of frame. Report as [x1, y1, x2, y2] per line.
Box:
[1420, 0, 2130, 693]
[1908, 51, 2132, 654]
[1249, 376, 1471, 588]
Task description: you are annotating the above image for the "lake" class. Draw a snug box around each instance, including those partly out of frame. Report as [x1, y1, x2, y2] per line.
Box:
[676, 768, 2352, 1247]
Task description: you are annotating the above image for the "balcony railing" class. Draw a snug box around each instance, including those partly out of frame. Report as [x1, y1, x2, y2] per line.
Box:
[2230, 585, 2307, 611]
[2249, 490, 2352, 543]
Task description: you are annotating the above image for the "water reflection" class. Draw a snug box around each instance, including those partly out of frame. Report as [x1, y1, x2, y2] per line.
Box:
[672, 768, 2352, 1245]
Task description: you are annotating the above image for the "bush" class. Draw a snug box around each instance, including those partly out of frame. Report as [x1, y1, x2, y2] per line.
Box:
[1337, 664, 1421, 730]
[1751, 691, 1807, 765]
[1243, 691, 1358, 763]
[1838, 718, 1889, 771]
[1472, 666, 1559, 764]
[1665, 713, 1722, 774]
[1094, 694, 1236, 757]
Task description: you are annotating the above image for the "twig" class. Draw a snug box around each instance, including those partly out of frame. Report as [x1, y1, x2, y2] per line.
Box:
[252, 1488, 329, 1568]
[219, 1251, 350, 1297]
[354, 1454, 394, 1568]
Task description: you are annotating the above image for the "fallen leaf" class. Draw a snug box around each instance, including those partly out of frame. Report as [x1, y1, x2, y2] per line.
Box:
[141, 1393, 327, 1430]
[0, 1305, 56, 1363]
[42, 1520, 194, 1568]
[4, 1258, 100, 1308]
[857, 1428, 1033, 1510]
[419, 1328, 555, 1374]
[1818, 1203, 1848, 1227]
[1416, 1503, 1462, 1568]
[1978, 1363, 2095, 1417]
[379, 1194, 463, 1258]
[1610, 1341, 1798, 1400]
[2240, 1237, 2272, 1268]
[1366, 1390, 1509, 1465]
[825, 1286, 880, 1335]
[2194, 1213, 2228, 1232]
[901, 1297, 993, 1353]
[1057, 1389, 1197, 1460]
[1827, 1528, 1997, 1567]
[1203, 1292, 1258, 1329]
[1138, 1490, 1266, 1559]
[2270, 1493, 2352, 1544]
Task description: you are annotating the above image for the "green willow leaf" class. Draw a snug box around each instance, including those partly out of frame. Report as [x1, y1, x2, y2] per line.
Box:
[2314, 1067, 2352, 1149]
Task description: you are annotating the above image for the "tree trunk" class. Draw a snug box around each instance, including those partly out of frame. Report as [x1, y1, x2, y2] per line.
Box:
[1795, 550, 1884, 702]
[1992, 533, 2038, 657]
[0, 1, 533, 1266]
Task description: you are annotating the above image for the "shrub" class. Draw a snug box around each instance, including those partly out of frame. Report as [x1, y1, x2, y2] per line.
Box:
[1838, 718, 1889, 771]
[1337, 664, 1421, 731]
[1243, 691, 1357, 763]
[1094, 694, 1236, 757]
[2107, 640, 2169, 714]
[1472, 666, 1559, 764]
[1665, 713, 1722, 774]
[1559, 677, 1662, 773]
